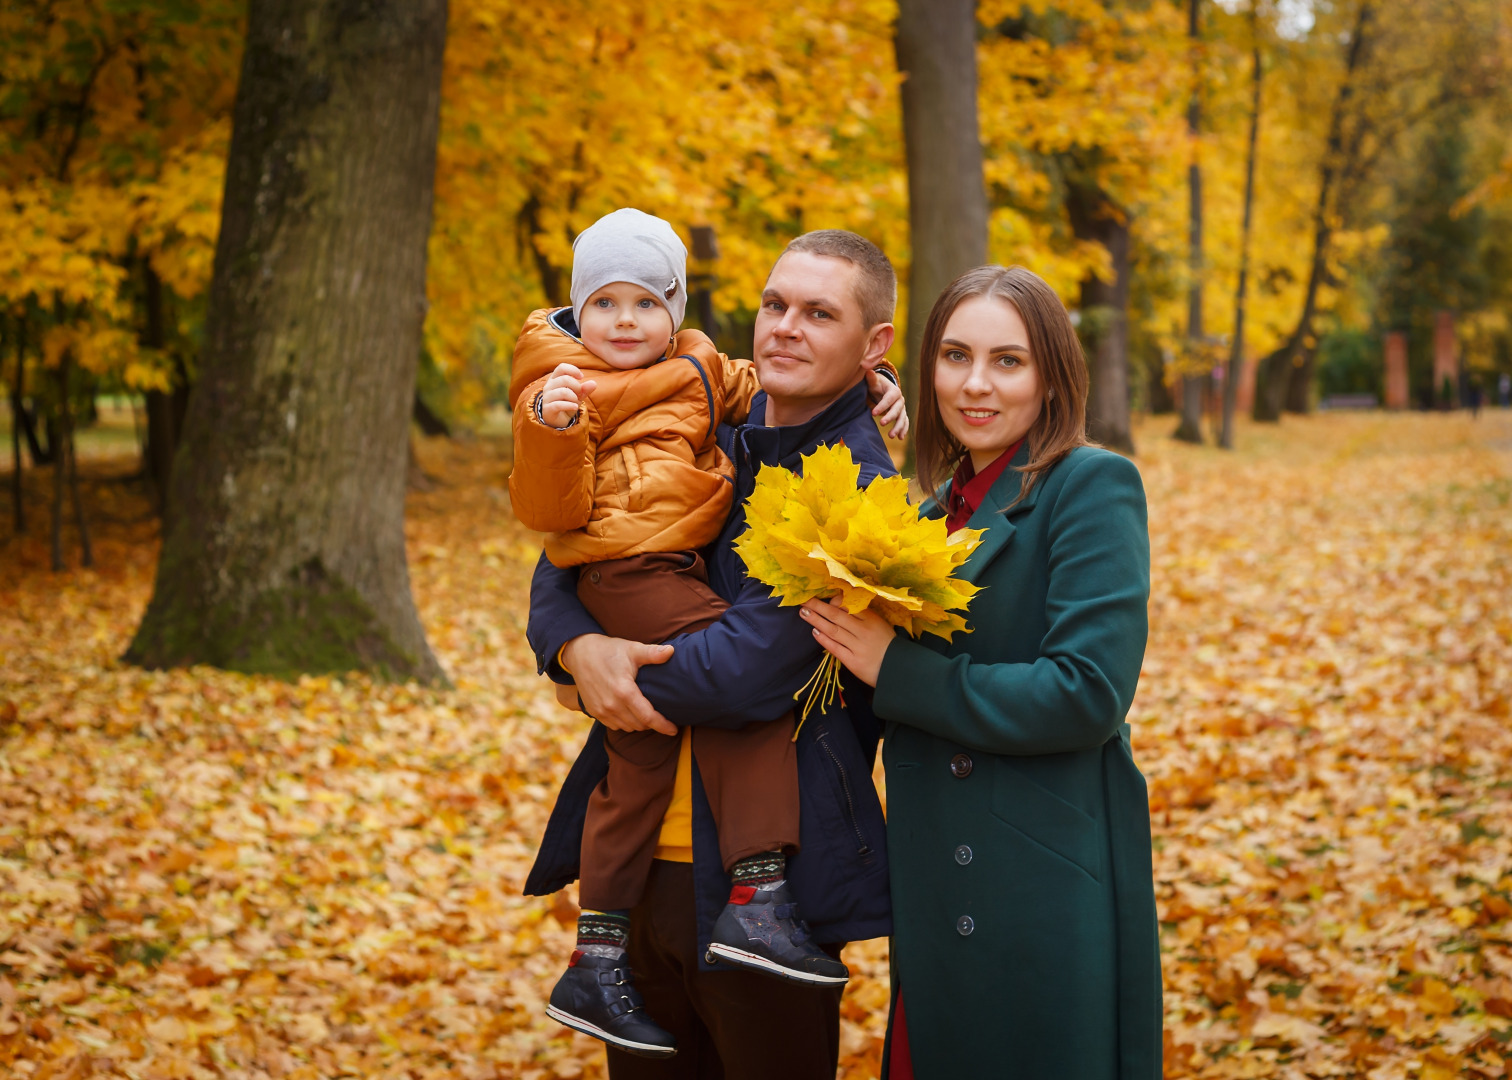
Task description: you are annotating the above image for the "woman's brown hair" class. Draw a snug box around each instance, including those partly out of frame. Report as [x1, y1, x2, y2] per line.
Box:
[914, 265, 1092, 506]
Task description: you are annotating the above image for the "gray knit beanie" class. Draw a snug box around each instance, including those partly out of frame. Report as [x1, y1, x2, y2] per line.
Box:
[570, 208, 688, 331]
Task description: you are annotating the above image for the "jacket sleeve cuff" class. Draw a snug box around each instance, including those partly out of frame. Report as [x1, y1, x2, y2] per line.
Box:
[532, 390, 583, 429]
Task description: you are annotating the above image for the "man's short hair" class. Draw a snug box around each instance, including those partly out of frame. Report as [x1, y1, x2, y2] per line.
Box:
[780, 230, 897, 329]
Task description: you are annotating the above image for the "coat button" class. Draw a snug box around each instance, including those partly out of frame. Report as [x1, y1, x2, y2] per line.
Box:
[589, 570, 601, 584]
[950, 753, 973, 778]
[954, 844, 972, 866]
[957, 915, 974, 936]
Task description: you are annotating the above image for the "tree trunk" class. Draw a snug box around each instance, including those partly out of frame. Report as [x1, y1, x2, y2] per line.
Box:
[126, 0, 449, 683]
[412, 389, 450, 437]
[1253, 1, 1374, 422]
[1145, 350, 1175, 414]
[1285, 346, 1316, 413]
[141, 262, 192, 520]
[1221, 2, 1262, 451]
[896, 0, 989, 465]
[1174, 0, 1205, 445]
[9, 319, 25, 535]
[1067, 185, 1134, 453]
[61, 353, 92, 569]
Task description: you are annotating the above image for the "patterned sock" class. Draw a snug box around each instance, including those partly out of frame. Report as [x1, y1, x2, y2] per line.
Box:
[576, 909, 630, 959]
[730, 852, 786, 889]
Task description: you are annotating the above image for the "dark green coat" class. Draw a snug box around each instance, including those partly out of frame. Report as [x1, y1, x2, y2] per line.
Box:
[873, 443, 1161, 1080]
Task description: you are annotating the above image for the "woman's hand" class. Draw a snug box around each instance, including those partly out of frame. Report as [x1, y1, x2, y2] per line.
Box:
[800, 597, 896, 687]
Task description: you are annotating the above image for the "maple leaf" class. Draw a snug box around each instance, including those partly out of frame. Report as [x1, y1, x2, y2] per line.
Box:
[737, 443, 984, 643]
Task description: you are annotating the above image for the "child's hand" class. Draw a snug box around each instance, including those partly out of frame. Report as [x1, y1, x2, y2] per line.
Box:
[539, 362, 597, 428]
[866, 369, 910, 441]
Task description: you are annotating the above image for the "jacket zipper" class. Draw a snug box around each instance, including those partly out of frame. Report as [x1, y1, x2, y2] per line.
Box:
[815, 725, 872, 857]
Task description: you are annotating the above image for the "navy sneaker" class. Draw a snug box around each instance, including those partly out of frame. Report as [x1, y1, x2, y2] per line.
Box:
[705, 882, 850, 985]
[545, 951, 676, 1058]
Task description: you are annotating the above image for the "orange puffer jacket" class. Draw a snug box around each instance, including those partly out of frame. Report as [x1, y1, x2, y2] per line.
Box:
[507, 308, 759, 568]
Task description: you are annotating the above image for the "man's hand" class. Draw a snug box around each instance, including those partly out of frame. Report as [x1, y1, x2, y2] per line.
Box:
[866, 369, 910, 441]
[539, 362, 597, 429]
[559, 634, 678, 736]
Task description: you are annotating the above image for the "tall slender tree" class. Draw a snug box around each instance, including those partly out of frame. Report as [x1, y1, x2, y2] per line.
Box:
[1174, 0, 1207, 444]
[896, 0, 989, 448]
[126, 0, 449, 681]
[1221, 0, 1263, 450]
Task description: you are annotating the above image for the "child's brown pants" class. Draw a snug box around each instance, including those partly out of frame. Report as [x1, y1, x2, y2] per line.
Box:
[574, 551, 800, 913]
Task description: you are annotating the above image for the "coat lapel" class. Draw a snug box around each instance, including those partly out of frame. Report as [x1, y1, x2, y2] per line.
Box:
[960, 441, 1040, 585]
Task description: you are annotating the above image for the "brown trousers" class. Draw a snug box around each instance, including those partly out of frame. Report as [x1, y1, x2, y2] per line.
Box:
[606, 860, 844, 1080]
[576, 552, 800, 912]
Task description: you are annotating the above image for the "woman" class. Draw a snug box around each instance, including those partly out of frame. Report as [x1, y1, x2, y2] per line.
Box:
[800, 266, 1161, 1078]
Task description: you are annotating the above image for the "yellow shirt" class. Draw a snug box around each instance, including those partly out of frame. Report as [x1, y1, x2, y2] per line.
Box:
[653, 729, 695, 862]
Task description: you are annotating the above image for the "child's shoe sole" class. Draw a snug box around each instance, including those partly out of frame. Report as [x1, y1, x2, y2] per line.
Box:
[545, 1004, 679, 1059]
[704, 942, 850, 985]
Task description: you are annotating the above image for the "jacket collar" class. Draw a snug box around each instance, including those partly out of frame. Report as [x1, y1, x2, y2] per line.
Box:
[741, 380, 872, 470]
[547, 306, 581, 340]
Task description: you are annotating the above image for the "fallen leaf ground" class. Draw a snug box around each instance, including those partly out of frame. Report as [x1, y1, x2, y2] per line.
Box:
[1, 411, 1510, 1080]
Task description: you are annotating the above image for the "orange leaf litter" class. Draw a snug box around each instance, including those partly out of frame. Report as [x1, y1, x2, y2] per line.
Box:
[1, 412, 1510, 1079]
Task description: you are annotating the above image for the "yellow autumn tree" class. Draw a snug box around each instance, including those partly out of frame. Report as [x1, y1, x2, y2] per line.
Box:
[1, 0, 240, 538]
[428, 0, 909, 420]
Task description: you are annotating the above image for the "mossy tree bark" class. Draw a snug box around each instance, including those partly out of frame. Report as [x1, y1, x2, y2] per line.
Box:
[126, 0, 448, 683]
[896, 0, 989, 467]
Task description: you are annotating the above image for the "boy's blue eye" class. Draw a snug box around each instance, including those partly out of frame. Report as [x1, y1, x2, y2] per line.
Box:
[638, 299, 653, 308]
[595, 298, 612, 308]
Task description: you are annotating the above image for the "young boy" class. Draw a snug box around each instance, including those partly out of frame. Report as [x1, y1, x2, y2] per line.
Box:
[508, 209, 903, 1059]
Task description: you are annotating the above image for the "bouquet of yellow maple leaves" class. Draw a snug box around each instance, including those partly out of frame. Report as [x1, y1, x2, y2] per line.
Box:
[734, 443, 986, 733]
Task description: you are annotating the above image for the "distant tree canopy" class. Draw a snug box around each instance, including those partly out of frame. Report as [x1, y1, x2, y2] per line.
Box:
[3, 0, 1511, 451]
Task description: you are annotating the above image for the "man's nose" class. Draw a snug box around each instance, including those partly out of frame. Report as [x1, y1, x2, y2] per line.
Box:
[774, 309, 802, 337]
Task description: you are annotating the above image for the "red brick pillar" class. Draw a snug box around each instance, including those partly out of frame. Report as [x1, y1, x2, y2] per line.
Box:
[1384, 331, 1409, 410]
[1236, 354, 1256, 414]
[1433, 310, 1457, 407]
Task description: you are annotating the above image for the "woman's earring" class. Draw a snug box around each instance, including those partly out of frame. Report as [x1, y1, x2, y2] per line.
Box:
[1047, 389, 1055, 401]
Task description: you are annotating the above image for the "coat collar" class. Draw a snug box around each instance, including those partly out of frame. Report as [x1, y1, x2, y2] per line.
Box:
[954, 439, 1039, 584]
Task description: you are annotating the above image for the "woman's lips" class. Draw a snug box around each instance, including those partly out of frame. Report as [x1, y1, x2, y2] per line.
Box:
[958, 408, 999, 427]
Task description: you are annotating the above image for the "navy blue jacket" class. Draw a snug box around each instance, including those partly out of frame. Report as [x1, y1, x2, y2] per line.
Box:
[523, 380, 894, 962]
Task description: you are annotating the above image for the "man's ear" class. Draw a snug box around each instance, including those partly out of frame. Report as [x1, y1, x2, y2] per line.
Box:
[860, 323, 895, 371]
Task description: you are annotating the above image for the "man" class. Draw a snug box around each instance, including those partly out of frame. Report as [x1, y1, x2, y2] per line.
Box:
[523, 230, 902, 1079]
